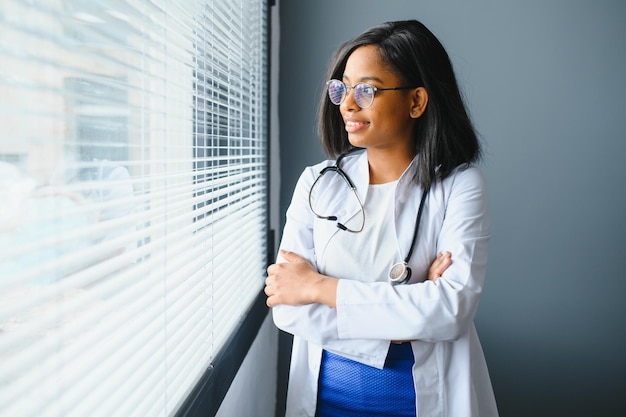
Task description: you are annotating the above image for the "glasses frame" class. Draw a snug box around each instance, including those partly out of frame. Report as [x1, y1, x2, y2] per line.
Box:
[326, 79, 418, 109]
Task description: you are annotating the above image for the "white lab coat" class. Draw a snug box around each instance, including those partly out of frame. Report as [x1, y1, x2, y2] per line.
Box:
[273, 150, 499, 417]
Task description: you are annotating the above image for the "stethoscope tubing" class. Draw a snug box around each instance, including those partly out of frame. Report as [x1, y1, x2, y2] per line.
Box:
[308, 149, 429, 284]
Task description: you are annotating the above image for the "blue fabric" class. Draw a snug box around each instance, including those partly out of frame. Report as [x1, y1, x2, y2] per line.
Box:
[315, 343, 416, 417]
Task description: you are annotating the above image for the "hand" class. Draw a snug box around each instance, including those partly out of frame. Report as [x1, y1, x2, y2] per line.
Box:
[265, 250, 338, 308]
[428, 251, 451, 282]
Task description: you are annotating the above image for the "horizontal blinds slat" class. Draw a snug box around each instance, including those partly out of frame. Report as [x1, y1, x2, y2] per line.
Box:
[0, 185, 266, 293]
[1, 228, 255, 410]
[0, 211, 265, 357]
[2, 179, 265, 261]
[0, 0, 267, 416]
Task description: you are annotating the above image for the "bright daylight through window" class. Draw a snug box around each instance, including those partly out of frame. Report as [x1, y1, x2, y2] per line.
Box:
[0, 1, 268, 416]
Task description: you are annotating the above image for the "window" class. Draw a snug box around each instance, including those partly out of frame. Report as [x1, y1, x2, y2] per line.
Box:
[0, 1, 269, 416]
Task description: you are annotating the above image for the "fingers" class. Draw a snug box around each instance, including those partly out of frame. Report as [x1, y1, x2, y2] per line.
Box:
[264, 252, 308, 307]
[435, 251, 452, 272]
[266, 259, 288, 278]
[278, 249, 304, 263]
[428, 251, 452, 282]
[264, 275, 276, 307]
[265, 265, 287, 307]
[264, 290, 272, 306]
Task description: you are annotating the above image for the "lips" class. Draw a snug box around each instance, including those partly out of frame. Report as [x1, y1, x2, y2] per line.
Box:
[344, 118, 369, 133]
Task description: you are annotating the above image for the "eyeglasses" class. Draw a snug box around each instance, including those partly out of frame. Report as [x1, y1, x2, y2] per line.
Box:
[326, 79, 417, 109]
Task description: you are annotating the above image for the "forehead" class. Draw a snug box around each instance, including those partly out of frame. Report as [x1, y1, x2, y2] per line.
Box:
[343, 45, 397, 83]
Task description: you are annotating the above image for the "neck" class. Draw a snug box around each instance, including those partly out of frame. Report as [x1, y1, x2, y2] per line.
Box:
[367, 149, 414, 184]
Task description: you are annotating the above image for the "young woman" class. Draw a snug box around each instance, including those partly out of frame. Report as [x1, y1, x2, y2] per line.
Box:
[265, 20, 498, 417]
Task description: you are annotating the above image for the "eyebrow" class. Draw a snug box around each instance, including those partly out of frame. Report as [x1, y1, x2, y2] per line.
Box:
[342, 74, 385, 84]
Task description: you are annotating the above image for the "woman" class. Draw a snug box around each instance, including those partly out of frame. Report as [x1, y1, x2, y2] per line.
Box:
[265, 20, 498, 417]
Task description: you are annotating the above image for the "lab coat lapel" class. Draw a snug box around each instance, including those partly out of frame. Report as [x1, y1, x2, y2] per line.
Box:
[345, 150, 370, 219]
[394, 156, 424, 263]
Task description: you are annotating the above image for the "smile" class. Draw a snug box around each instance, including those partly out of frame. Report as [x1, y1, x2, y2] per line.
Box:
[344, 119, 369, 132]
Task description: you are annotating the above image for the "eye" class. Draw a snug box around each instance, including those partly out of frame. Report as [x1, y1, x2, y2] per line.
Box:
[357, 83, 376, 97]
[327, 80, 345, 105]
[358, 83, 375, 96]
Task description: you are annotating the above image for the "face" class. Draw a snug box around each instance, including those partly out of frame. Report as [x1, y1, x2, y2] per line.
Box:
[339, 45, 418, 154]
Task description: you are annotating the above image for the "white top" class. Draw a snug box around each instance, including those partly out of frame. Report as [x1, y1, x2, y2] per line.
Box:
[319, 181, 398, 284]
[273, 150, 499, 417]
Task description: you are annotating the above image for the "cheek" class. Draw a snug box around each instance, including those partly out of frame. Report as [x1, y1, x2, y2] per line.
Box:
[374, 108, 410, 128]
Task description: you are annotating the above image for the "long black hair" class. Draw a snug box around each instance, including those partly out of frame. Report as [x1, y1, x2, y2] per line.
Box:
[318, 20, 480, 188]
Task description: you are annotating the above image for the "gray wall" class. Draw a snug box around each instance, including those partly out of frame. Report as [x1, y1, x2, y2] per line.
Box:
[278, 1, 626, 416]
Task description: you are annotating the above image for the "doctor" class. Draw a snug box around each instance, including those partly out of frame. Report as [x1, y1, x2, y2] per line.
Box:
[265, 20, 499, 417]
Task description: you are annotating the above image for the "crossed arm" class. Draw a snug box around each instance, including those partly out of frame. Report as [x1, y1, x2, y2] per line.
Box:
[264, 250, 452, 309]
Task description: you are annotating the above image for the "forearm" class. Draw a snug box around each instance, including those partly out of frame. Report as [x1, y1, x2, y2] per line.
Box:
[312, 274, 339, 308]
[335, 237, 487, 342]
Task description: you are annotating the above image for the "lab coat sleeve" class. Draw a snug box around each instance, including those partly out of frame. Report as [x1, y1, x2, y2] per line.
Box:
[271, 166, 341, 344]
[335, 167, 490, 342]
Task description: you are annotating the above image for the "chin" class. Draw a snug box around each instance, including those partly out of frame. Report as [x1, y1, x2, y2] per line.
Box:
[347, 135, 368, 149]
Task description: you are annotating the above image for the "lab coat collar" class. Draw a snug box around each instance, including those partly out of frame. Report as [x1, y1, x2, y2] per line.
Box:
[316, 150, 423, 235]
[345, 149, 421, 203]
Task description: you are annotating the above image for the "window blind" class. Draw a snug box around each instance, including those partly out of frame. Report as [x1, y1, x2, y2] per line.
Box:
[0, 0, 268, 416]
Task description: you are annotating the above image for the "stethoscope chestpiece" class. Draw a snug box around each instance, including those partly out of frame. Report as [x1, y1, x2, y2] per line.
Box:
[388, 261, 412, 285]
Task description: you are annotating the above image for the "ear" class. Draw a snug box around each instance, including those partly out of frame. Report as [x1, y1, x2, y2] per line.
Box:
[410, 87, 428, 118]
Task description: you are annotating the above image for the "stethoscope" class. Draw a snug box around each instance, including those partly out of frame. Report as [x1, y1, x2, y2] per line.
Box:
[308, 149, 429, 284]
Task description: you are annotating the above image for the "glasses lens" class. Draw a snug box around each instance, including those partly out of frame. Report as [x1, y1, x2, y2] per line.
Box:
[327, 80, 345, 105]
[354, 83, 375, 108]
